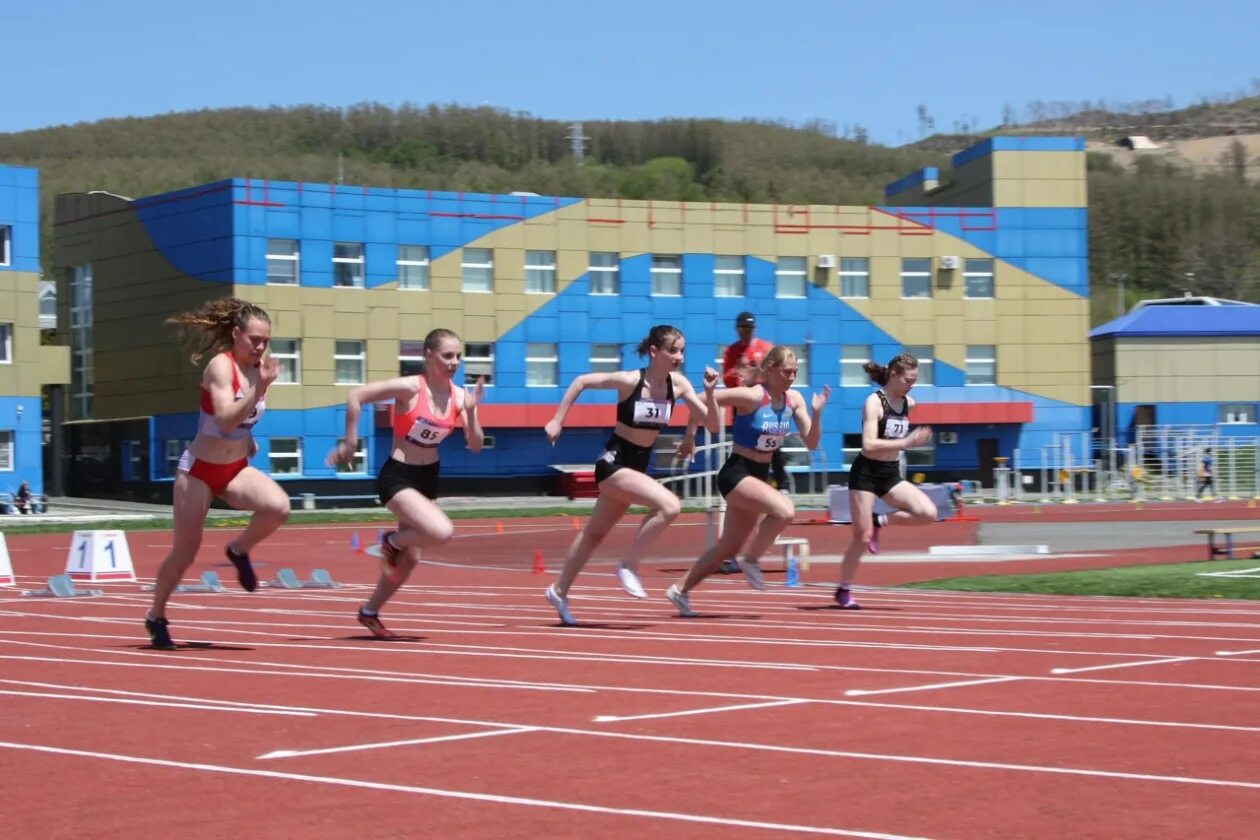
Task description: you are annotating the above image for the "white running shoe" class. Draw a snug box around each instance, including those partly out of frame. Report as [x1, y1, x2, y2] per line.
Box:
[736, 557, 767, 591]
[617, 565, 648, 599]
[666, 584, 696, 617]
[544, 584, 576, 626]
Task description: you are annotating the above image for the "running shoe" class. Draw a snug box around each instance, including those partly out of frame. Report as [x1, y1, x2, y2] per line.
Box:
[834, 587, 861, 610]
[225, 544, 258, 592]
[617, 565, 648, 599]
[545, 584, 577, 626]
[736, 557, 767, 591]
[666, 584, 696, 617]
[357, 607, 398, 640]
[144, 616, 177, 650]
[717, 558, 740, 575]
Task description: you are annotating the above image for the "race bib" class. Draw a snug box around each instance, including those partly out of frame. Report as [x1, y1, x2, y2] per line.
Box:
[633, 399, 671, 426]
[756, 433, 785, 453]
[405, 416, 452, 448]
[885, 416, 909, 439]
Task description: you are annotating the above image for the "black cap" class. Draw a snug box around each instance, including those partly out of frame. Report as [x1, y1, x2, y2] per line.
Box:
[735, 311, 756, 327]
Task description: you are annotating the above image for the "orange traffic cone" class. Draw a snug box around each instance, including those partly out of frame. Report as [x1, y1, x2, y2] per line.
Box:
[496, 521, 505, 534]
[532, 549, 545, 575]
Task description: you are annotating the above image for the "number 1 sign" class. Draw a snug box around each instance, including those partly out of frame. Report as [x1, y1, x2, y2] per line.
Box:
[65, 530, 136, 582]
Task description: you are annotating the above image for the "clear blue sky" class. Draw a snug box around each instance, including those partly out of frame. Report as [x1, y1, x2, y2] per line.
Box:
[2, 0, 1255, 147]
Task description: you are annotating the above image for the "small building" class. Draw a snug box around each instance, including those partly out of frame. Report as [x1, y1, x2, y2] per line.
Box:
[1117, 136, 1160, 151]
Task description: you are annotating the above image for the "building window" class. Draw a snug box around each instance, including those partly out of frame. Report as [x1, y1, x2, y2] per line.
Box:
[901, 258, 932, 299]
[0, 225, 10, 266]
[463, 342, 494, 386]
[525, 250, 557, 294]
[590, 343, 621, 373]
[1219, 404, 1256, 424]
[965, 345, 997, 385]
[905, 434, 936, 467]
[589, 252, 620, 295]
[462, 248, 494, 293]
[120, 440, 143, 481]
[334, 340, 366, 385]
[333, 242, 365, 288]
[398, 245, 430, 290]
[69, 264, 93, 420]
[39, 288, 56, 328]
[839, 257, 870, 298]
[841, 345, 870, 387]
[266, 238, 299, 285]
[714, 255, 745, 297]
[0, 323, 11, 364]
[775, 256, 807, 298]
[164, 440, 183, 478]
[0, 430, 12, 471]
[335, 438, 367, 474]
[964, 258, 995, 298]
[904, 345, 934, 386]
[269, 438, 302, 475]
[651, 254, 682, 296]
[526, 342, 558, 387]
[399, 340, 426, 376]
[785, 344, 809, 387]
[270, 339, 300, 384]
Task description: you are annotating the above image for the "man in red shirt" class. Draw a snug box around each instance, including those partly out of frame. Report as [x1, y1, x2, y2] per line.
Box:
[722, 312, 774, 389]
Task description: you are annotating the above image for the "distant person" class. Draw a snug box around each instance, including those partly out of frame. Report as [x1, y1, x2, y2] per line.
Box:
[1196, 447, 1215, 500]
[14, 481, 33, 515]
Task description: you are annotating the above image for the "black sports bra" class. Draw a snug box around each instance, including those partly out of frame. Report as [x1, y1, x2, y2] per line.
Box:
[616, 369, 675, 429]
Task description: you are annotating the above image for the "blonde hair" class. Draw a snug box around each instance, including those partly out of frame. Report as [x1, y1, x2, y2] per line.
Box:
[760, 345, 798, 372]
[167, 297, 271, 364]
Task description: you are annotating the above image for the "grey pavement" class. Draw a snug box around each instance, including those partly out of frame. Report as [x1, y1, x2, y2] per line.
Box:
[980, 519, 1259, 552]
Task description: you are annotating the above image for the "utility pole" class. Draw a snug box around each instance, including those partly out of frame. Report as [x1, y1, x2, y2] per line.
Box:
[568, 122, 589, 164]
[1112, 272, 1127, 317]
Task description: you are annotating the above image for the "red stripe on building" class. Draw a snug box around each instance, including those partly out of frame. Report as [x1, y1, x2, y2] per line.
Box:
[912, 402, 1034, 424]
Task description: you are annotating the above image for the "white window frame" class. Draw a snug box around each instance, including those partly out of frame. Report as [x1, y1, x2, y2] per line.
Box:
[265, 238, 299, 285]
[0, 225, 11, 266]
[964, 258, 995, 299]
[332, 242, 365, 288]
[164, 439, 183, 478]
[904, 344, 934, 386]
[841, 344, 871, 387]
[714, 255, 745, 297]
[463, 342, 494, 386]
[0, 323, 11, 364]
[785, 344, 809, 388]
[525, 250, 557, 295]
[462, 247, 494, 293]
[121, 439, 143, 481]
[589, 252, 620, 295]
[334, 339, 366, 385]
[965, 345, 997, 385]
[335, 438, 368, 474]
[70, 264, 93, 420]
[270, 338, 300, 384]
[399, 340, 426, 376]
[526, 342, 559, 387]
[0, 430, 13, 471]
[775, 256, 808, 298]
[590, 343, 621, 373]
[1218, 404, 1256, 425]
[905, 435, 936, 467]
[268, 437, 303, 475]
[901, 258, 933, 299]
[839, 257, 870, 298]
[651, 254, 682, 296]
[397, 245, 430, 290]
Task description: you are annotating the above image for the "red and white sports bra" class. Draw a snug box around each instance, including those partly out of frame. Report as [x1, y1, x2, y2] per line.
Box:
[391, 376, 464, 449]
[198, 352, 265, 441]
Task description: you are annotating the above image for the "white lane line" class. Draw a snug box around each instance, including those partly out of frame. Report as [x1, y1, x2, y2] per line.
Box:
[845, 677, 1022, 698]
[258, 727, 535, 760]
[593, 699, 810, 724]
[1051, 657, 1196, 675]
[0, 689, 316, 717]
[1216, 649, 1260, 656]
[0, 741, 927, 840]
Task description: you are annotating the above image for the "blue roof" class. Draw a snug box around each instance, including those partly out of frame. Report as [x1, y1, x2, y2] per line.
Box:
[1091, 303, 1260, 338]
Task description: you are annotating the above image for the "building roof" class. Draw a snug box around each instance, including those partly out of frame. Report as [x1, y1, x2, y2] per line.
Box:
[1090, 297, 1260, 338]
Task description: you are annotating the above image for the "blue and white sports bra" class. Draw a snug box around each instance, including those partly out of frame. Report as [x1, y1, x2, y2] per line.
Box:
[732, 386, 791, 452]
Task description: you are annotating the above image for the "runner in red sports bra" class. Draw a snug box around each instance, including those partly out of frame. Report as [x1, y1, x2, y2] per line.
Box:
[328, 328, 486, 639]
[144, 298, 292, 651]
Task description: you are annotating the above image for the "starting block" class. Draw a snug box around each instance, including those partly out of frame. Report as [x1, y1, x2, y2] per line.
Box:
[266, 568, 342, 590]
[22, 574, 102, 598]
[141, 571, 225, 594]
[0, 533, 14, 585]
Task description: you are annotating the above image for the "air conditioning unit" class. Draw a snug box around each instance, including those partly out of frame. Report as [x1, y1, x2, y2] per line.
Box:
[816, 254, 836, 269]
[939, 255, 961, 271]
[939, 431, 959, 445]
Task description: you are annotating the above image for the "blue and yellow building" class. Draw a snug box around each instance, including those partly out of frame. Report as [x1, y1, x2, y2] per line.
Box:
[51, 136, 1091, 499]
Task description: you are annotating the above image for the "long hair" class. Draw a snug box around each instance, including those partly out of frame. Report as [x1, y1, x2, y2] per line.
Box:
[635, 324, 683, 357]
[166, 297, 270, 365]
[864, 353, 919, 386]
[759, 345, 798, 373]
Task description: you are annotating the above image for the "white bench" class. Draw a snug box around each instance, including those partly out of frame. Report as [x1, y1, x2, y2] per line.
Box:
[763, 537, 810, 572]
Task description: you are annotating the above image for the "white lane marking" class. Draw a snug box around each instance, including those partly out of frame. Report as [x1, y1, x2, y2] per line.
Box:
[0, 741, 928, 840]
[1216, 649, 1260, 656]
[845, 677, 1023, 697]
[258, 727, 535, 760]
[1051, 657, 1196, 675]
[593, 699, 810, 724]
[0, 688, 315, 716]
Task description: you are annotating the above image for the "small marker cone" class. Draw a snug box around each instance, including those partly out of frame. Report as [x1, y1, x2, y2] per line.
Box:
[496, 521, 505, 534]
[350, 532, 362, 552]
[532, 549, 545, 575]
[572, 516, 581, 531]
